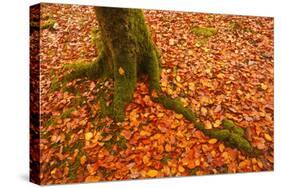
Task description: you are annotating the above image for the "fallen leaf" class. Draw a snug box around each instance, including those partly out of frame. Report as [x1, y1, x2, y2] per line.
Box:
[80, 155, 87, 165]
[208, 138, 218, 144]
[178, 165, 185, 173]
[147, 169, 158, 177]
[213, 120, 221, 128]
[85, 132, 93, 141]
[264, 133, 272, 142]
[85, 175, 101, 182]
[118, 67, 125, 75]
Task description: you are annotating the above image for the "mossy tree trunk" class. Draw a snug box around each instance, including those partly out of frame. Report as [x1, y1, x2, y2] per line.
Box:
[94, 7, 161, 121]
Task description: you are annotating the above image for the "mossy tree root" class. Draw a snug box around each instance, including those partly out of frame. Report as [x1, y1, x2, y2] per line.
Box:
[152, 94, 197, 122]
[151, 92, 259, 155]
[64, 52, 112, 82]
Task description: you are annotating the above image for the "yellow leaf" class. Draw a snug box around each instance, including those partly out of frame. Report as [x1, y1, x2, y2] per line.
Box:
[260, 83, 268, 90]
[140, 130, 150, 136]
[219, 143, 225, 152]
[151, 90, 158, 98]
[161, 81, 168, 87]
[85, 132, 93, 141]
[167, 88, 173, 95]
[205, 69, 211, 74]
[208, 138, 218, 144]
[217, 73, 224, 79]
[257, 160, 264, 169]
[237, 90, 243, 95]
[51, 168, 56, 175]
[189, 82, 195, 91]
[153, 133, 161, 140]
[80, 155, 87, 165]
[178, 165, 185, 173]
[205, 121, 212, 129]
[147, 169, 158, 177]
[51, 135, 57, 142]
[195, 159, 200, 166]
[213, 120, 221, 128]
[188, 49, 193, 56]
[118, 67, 125, 75]
[176, 76, 181, 82]
[143, 155, 150, 165]
[175, 114, 183, 119]
[201, 107, 207, 116]
[211, 150, 216, 157]
[157, 112, 164, 118]
[165, 144, 172, 152]
[264, 133, 272, 142]
[239, 160, 248, 168]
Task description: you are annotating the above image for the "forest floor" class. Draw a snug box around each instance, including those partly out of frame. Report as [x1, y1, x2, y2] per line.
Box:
[38, 4, 273, 184]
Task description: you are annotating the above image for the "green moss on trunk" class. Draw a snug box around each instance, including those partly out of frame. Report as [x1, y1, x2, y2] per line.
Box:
[94, 7, 160, 121]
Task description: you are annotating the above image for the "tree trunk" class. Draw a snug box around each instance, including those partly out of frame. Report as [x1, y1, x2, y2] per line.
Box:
[94, 7, 161, 121]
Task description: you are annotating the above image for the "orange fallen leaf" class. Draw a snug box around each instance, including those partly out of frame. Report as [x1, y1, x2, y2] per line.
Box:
[85, 175, 101, 182]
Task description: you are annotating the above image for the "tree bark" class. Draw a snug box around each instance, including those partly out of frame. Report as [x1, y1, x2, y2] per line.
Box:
[94, 7, 161, 121]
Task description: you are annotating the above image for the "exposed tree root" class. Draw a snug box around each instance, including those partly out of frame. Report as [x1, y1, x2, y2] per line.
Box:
[151, 91, 260, 156]
[64, 52, 112, 82]
[152, 93, 197, 122]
